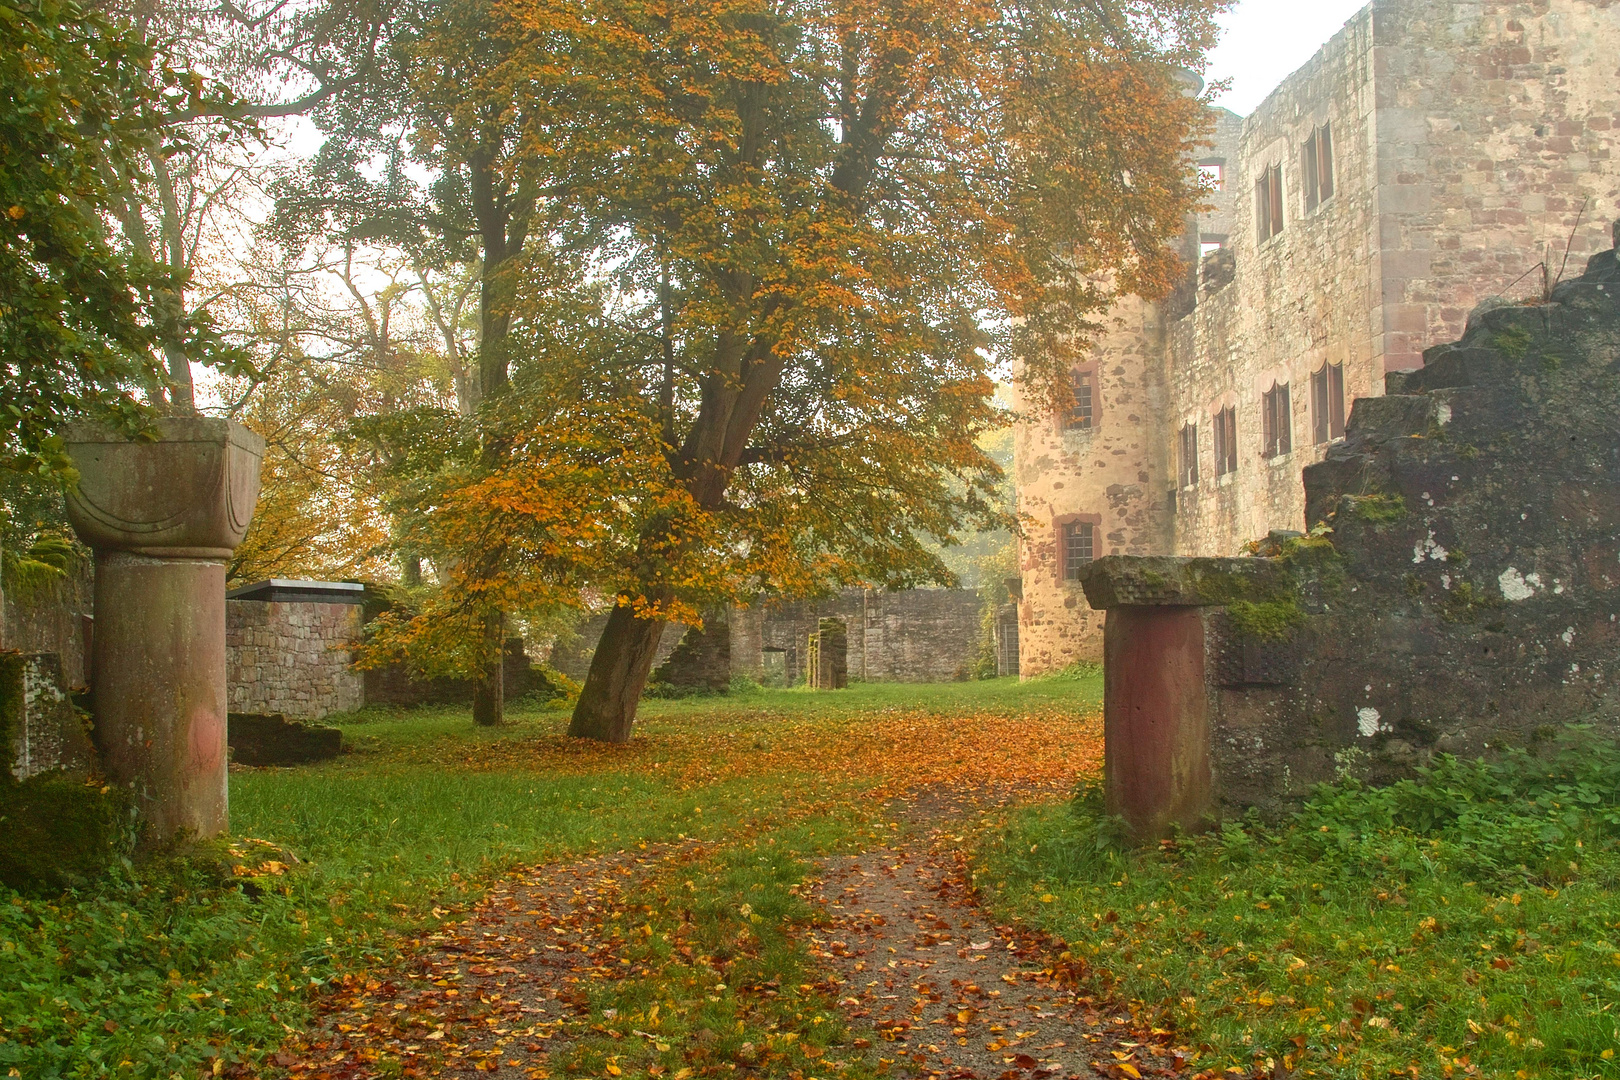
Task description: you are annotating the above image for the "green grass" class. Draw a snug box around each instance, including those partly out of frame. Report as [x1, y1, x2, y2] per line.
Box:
[982, 733, 1620, 1079]
[0, 676, 1091, 1079]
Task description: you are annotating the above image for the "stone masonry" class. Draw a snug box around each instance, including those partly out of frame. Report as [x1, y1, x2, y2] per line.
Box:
[554, 588, 984, 688]
[1081, 235, 1620, 831]
[1016, 0, 1620, 672]
[226, 600, 364, 720]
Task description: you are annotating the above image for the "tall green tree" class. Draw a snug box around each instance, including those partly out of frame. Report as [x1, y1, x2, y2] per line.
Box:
[1, 0, 165, 475]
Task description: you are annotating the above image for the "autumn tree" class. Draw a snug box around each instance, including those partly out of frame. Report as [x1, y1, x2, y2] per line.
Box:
[471, 0, 1226, 741]
[272, 0, 577, 724]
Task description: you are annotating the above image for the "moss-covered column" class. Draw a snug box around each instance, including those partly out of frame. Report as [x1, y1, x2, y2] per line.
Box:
[64, 419, 263, 842]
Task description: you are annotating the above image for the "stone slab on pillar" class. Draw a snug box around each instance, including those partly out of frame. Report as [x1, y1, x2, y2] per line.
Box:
[1102, 606, 1212, 840]
[65, 418, 263, 842]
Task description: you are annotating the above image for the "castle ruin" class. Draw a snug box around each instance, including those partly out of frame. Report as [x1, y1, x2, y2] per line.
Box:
[1015, 0, 1620, 673]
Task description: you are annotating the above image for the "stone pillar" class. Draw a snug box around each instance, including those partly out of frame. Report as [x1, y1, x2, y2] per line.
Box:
[1080, 555, 1291, 840]
[64, 418, 263, 842]
[1102, 607, 1211, 840]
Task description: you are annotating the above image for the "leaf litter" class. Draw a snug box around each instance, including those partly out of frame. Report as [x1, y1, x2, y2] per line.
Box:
[265, 703, 1170, 1080]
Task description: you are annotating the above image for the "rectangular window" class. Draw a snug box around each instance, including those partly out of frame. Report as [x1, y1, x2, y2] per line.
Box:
[1256, 164, 1285, 242]
[1064, 370, 1094, 432]
[1179, 423, 1200, 488]
[1198, 160, 1225, 192]
[1214, 406, 1238, 476]
[1304, 123, 1335, 211]
[1263, 382, 1292, 458]
[1061, 521, 1095, 581]
[1311, 363, 1346, 444]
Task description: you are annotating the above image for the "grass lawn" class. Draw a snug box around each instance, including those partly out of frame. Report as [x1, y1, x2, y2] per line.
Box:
[0, 677, 1100, 1079]
[984, 739, 1620, 1080]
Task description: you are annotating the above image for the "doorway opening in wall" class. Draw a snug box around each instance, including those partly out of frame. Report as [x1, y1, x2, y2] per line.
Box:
[761, 648, 787, 688]
[1213, 406, 1238, 476]
[1263, 382, 1292, 458]
[1061, 521, 1095, 581]
[1312, 362, 1346, 444]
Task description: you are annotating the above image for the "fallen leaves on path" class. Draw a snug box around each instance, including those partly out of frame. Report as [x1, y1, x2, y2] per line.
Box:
[410, 706, 1103, 799]
[268, 705, 1110, 1080]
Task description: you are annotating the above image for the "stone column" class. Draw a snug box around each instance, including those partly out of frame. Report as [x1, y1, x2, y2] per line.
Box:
[64, 418, 263, 842]
[1080, 555, 1290, 840]
[1102, 606, 1211, 840]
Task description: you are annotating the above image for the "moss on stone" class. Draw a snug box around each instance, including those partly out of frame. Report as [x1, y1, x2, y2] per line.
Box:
[1490, 324, 1533, 360]
[1346, 493, 1407, 523]
[0, 773, 132, 895]
[1225, 598, 1306, 641]
[0, 651, 22, 780]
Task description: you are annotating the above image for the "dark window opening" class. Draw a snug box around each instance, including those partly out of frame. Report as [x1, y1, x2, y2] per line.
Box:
[1064, 370, 1095, 431]
[1061, 521, 1095, 581]
[1263, 382, 1292, 458]
[1256, 164, 1285, 243]
[1214, 406, 1238, 476]
[1304, 123, 1335, 212]
[1311, 363, 1346, 444]
[1180, 423, 1200, 488]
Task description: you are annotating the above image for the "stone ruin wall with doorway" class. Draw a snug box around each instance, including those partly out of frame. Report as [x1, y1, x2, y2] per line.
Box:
[551, 588, 983, 689]
[1014, 0, 1620, 676]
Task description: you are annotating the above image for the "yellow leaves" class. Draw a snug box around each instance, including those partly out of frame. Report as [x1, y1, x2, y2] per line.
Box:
[1115, 1064, 1142, 1079]
[5, 205, 23, 220]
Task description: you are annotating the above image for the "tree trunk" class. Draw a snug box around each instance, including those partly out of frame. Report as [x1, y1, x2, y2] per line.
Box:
[568, 605, 667, 743]
[471, 609, 504, 726]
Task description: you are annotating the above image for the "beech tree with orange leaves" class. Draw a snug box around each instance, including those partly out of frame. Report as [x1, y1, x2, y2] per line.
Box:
[446, 0, 1223, 742]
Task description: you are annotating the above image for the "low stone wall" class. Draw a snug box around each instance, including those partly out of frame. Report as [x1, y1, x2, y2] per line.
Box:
[554, 589, 984, 688]
[226, 600, 364, 720]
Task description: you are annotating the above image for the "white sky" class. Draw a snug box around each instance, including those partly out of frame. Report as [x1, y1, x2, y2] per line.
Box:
[1205, 0, 1373, 116]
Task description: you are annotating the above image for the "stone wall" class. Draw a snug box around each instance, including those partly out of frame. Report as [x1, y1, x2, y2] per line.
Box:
[747, 588, 983, 685]
[226, 600, 364, 720]
[1016, 0, 1620, 675]
[1082, 240, 1620, 827]
[0, 563, 92, 687]
[553, 589, 984, 688]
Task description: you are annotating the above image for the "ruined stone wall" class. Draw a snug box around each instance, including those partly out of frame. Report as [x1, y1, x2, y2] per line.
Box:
[742, 588, 982, 685]
[226, 600, 364, 720]
[1013, 296, 1176, 669]
[0, 563, 92, 687]
[1369, 0, 1620, 374]
[1170, 9, 1385, 555]
[1208, 245, 1620, 814]
[1016, 0, 1620, 673]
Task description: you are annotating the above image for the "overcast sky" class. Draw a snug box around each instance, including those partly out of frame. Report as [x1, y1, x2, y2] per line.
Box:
[1205, 0, 1372, 115]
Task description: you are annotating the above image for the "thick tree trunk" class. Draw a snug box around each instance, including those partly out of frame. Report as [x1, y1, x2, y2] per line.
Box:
[568, 605, 667, 743]
[471, 609, 504, 726]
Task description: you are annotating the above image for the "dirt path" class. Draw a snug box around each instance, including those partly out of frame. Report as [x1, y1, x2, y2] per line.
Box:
[276, 792, 1179, 1080]
[806, 817, 1181, 1080]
